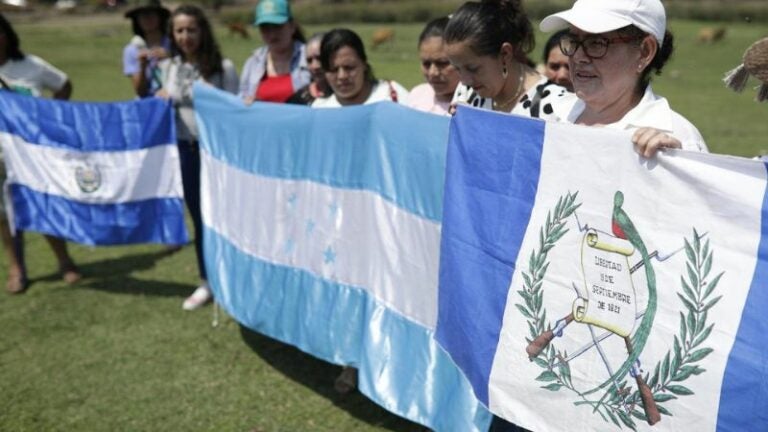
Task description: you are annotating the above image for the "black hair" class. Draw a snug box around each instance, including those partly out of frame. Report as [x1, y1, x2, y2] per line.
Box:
[292, 22, 306, 43]
[542, 29, 569, 63]
[169, 5, 223, 80]
[618, 25, 674, 91]
[0, 13, 24, 60]
[444, 0, 534, 62]
[130, 8, 170, 38]
[320, 28, 375, 83]
[418, 16, 450, 47]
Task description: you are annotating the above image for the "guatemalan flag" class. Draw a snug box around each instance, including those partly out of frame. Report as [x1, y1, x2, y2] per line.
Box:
[194, 84, 491, 431]
[0, 90, 188, 245]
[438, 105, 768, 431]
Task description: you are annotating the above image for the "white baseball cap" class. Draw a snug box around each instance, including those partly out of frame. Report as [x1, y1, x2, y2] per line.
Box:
[540, 0, 666, 45]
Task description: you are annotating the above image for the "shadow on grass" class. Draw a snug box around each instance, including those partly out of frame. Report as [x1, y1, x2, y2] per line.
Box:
[75, 278, 193, 297]
[35, 248, 193, 298]
[238, 325, 428, 432]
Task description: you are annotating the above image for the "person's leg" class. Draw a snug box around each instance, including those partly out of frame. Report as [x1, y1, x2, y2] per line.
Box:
[178, 142, 210, 310]
[334, 366, 358, 394]
[44, 235, 81, 284]
[1, 220, 27, 293]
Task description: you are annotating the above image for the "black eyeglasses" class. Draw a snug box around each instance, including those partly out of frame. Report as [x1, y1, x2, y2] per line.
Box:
[559, 34, 639, 59]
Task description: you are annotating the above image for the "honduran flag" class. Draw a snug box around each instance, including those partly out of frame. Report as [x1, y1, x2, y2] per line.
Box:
[194, 84, 491, 431]
[437, 105, 768, 431]
[0, 90, 188, 246]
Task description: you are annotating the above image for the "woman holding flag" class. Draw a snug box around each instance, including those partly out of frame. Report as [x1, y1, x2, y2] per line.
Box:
[485, 0, 708, 429]
[539, 0, 707, 157]
[310, 27, 409, 393]
[155, 4, 238, 310]
[445, 0, 574, 119]
[0, 13, 80, 294]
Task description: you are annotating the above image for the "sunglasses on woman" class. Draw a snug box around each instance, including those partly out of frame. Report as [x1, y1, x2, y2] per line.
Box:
[559, 34, 639, 59]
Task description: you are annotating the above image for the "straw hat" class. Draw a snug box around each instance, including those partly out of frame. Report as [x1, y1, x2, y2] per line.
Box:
[723, 37, 768, 102]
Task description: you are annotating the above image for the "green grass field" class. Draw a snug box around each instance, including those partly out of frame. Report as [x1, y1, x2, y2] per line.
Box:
[0, 10, 766, 432]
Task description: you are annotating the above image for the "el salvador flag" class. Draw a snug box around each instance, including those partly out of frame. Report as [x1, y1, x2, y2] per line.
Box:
[438, 105, 768, 431]
[194, 84, 491, 432]
[0, 90, 188, 246]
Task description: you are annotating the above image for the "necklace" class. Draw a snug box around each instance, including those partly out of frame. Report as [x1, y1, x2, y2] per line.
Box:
[492, 63, 526, 112]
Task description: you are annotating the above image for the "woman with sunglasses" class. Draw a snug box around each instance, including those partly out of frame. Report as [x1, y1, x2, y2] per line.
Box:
[541, 0, 707, 157]
[445, 0, 573, 119]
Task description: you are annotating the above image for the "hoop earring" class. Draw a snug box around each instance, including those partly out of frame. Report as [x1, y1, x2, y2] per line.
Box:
[502, 65, 508, 79]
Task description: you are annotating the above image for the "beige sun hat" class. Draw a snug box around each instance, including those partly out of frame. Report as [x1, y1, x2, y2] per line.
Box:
[723, 37, 768, 102]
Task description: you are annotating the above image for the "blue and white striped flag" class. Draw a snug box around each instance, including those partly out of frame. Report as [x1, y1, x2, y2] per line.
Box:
[438, 105, 768, 431]
[0, 90, 188, 246]
[194, 84, 491, 431]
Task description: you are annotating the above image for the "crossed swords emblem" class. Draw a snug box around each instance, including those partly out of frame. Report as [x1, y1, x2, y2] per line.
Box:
[525, 221, 701, 426]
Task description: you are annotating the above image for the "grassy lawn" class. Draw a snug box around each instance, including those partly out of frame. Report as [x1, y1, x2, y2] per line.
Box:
[0, 9, 766, 431]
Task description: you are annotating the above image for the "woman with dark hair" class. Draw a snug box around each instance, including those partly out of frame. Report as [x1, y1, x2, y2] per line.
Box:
[239, 0, 310, 103]
[286, 32, 331, 105]
[308, 27, 407, 394]
[541, 0, 707, 156]
[122, 0, 171, 98]
[0, 13, 72, 98]
[407, 17, 460, 115]
[311, 28, 408, 108]
[541, 29, 573, 91]
[155, 4, 238, 310]
[0, 13, 80, 294]
[445, 0, 572, 119]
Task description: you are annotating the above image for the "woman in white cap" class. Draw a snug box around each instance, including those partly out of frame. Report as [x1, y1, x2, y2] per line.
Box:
[239, 0, 310, 104]
[540, 0, 707, 157]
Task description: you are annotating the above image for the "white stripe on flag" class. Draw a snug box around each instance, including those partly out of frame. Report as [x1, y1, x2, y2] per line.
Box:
[201, 150, 441, 328]
[0, 132, 183, 203]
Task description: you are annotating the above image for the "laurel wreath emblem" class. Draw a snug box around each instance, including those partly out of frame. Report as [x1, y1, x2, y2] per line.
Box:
[517, 192, 723, 430]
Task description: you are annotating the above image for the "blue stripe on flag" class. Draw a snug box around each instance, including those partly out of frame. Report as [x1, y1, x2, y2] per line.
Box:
[11, 184, 188, 246]
[0, 90, 175, 151]
[204, 225, 491, 431]
[436, 106, 546, 405]
[718, 161, 768, 429]
[194, 84, 448, 222]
